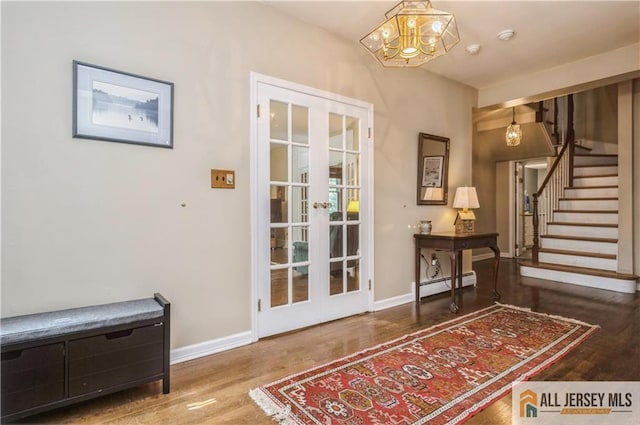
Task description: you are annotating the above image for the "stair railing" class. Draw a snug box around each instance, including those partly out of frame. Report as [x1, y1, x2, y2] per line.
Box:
[531, 94, 574, 264]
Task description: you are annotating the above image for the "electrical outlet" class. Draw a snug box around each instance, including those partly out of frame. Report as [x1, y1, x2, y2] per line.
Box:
[211, 169, 235, 189]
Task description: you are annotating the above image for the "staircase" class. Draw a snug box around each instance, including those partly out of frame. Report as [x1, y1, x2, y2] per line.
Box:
[520, 141, 638, 293]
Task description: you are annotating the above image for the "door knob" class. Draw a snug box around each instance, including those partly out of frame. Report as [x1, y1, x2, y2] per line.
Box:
[322, 202, 330, 209]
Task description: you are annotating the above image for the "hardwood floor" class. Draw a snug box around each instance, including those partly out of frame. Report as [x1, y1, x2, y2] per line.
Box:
[19, 258, 639, 424]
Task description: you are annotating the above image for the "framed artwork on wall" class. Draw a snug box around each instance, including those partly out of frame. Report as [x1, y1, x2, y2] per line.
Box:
[421, 155, 444, 188]
[73, 61, 174, 148]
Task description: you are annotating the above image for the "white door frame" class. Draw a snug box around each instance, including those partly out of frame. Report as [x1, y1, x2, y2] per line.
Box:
[249, 72, 374, 342]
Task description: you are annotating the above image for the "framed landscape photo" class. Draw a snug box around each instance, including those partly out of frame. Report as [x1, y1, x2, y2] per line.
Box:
[73, 61, 174, 148]
[421, 155, 444, 188]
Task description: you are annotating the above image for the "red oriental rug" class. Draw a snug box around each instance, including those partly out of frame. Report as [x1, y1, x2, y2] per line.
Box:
[249, 304, 598, 425]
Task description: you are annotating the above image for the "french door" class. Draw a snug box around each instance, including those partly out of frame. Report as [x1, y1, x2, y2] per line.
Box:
[252, 75, 372, 338]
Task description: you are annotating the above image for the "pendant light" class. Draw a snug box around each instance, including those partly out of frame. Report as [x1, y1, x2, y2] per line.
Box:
[506, 107, 522, 146]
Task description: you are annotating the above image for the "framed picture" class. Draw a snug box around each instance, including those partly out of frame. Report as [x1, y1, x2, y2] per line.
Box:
[73, 61, 174, 148]
[421, 155, 444, 188]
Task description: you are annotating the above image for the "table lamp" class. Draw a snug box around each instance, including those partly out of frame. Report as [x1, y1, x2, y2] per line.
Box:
[453, 186, 479, 233]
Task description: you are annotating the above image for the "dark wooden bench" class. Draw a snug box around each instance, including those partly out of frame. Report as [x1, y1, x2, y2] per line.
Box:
[0, 293, 170, 422]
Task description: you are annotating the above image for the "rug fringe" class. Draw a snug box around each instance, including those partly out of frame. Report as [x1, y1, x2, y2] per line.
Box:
[249, 388, 294, 424]
[494, 302, 600, 328]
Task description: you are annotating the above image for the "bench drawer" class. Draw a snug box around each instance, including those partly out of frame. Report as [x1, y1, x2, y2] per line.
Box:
[68, 324, 164, 397]
[1, 343, 65, 416]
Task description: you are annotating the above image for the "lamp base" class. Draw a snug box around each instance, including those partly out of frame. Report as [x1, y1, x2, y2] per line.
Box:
[454, 218, 475, 234]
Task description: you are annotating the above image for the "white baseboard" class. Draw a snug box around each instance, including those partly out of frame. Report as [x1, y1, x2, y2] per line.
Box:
[373, 293, 414, 311]
[373, 272, 477, 312]
[472, 252, 496, 262]
[173, 273, 481, 362]
[418, 272, 476, 298]
[170, 331, 253, 365]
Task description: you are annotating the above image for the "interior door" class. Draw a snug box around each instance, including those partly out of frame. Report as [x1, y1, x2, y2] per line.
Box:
[255, 80, 371, 338]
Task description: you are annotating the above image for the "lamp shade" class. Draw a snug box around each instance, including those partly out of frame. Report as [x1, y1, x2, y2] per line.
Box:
[453, 187, 479, 209]
[346, 200, 360, 213]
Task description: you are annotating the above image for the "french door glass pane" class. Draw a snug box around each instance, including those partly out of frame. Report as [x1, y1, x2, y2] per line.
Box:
[329, 113, 343, 149]
[270, 227, 288, 265]
[270, 101, 288, 141]
[292, 146, 309, 183]
[292, 105, 309, 144]
[292, 272, 309, 303]
[291, 186, 308, 224]
[270, 143, 288, 182]
[271, 268, 288, 307]
[346, 189, 359, 221]
[329, 265, 344, 296]
[347, 259, 359, 292]
[345, 116, 359, 151]
[329, 151, 343, 183]
[329, 225, 343, 258]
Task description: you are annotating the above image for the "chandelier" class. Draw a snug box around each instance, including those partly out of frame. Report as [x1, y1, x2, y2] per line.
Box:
[360, 0, 460, 67]
[506, 107, 522, 146]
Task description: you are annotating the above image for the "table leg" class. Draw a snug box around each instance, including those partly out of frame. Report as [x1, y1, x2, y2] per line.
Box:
[415, 245, 421, 304]
[449, 251, 459, 313]
[457, 250, 463, 290]
[490, 245, 501, 300]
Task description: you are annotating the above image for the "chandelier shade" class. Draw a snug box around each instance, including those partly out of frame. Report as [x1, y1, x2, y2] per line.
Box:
[360, 1, 460, 67]
[506, 107, 522, 146]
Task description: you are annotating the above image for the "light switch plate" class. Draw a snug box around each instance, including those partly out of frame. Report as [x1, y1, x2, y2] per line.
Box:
[211, 169, 235, 189]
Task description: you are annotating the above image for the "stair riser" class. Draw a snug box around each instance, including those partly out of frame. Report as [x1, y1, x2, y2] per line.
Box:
[547, 224, 618, 239]
[563, 187, 618, 198]
[559, 199, 618, 210]
[541, 238, 617, 255]
[572, 176, 618, 187]
[519, 265, 636, 294]
[539, 252, 617, 271]
[574, 156, 618, 166]
[574, 166, 618, 177]
[553, 212, 618, 224]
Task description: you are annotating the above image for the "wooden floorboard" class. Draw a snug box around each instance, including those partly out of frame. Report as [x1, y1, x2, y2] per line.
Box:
[18, 259, 640, 424]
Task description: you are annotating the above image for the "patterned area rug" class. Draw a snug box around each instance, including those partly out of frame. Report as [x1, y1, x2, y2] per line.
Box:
[250, 304, 598, 425]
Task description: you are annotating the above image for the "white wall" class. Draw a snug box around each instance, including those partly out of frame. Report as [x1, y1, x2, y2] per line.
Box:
[1, 2, 475, 349]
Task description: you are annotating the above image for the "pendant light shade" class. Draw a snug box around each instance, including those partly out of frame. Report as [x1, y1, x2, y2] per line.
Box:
[506, 107, 521, 146]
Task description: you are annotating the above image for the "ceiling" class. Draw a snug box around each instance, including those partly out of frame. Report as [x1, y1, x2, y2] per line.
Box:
[267, 1, 640, 90]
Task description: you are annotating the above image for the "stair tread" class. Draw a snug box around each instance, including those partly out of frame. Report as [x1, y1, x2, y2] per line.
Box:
[574, 164, 618, 168]
[574, 144, 592, 152]
[547, 222, 618, 228]
[519, 260, 638, 281]
[573, 174, 618, 178]
[560, 197, 618, 201]
[574, 154, 618, 157]
[542, 235, 618, 243]
[553, 209, 618, 214]
[565, 185, 618, 189]
[539, 247, 616, 259]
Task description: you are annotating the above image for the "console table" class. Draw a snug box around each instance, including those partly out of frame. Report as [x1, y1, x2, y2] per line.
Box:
[414, 232, 500, 313]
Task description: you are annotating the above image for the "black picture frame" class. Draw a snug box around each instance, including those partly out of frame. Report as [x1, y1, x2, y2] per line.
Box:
[73, 61, 174, 148]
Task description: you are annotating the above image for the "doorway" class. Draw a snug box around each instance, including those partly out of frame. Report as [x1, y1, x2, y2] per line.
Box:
[515, 159, 548, 259]
[250, 73, 373, 339]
